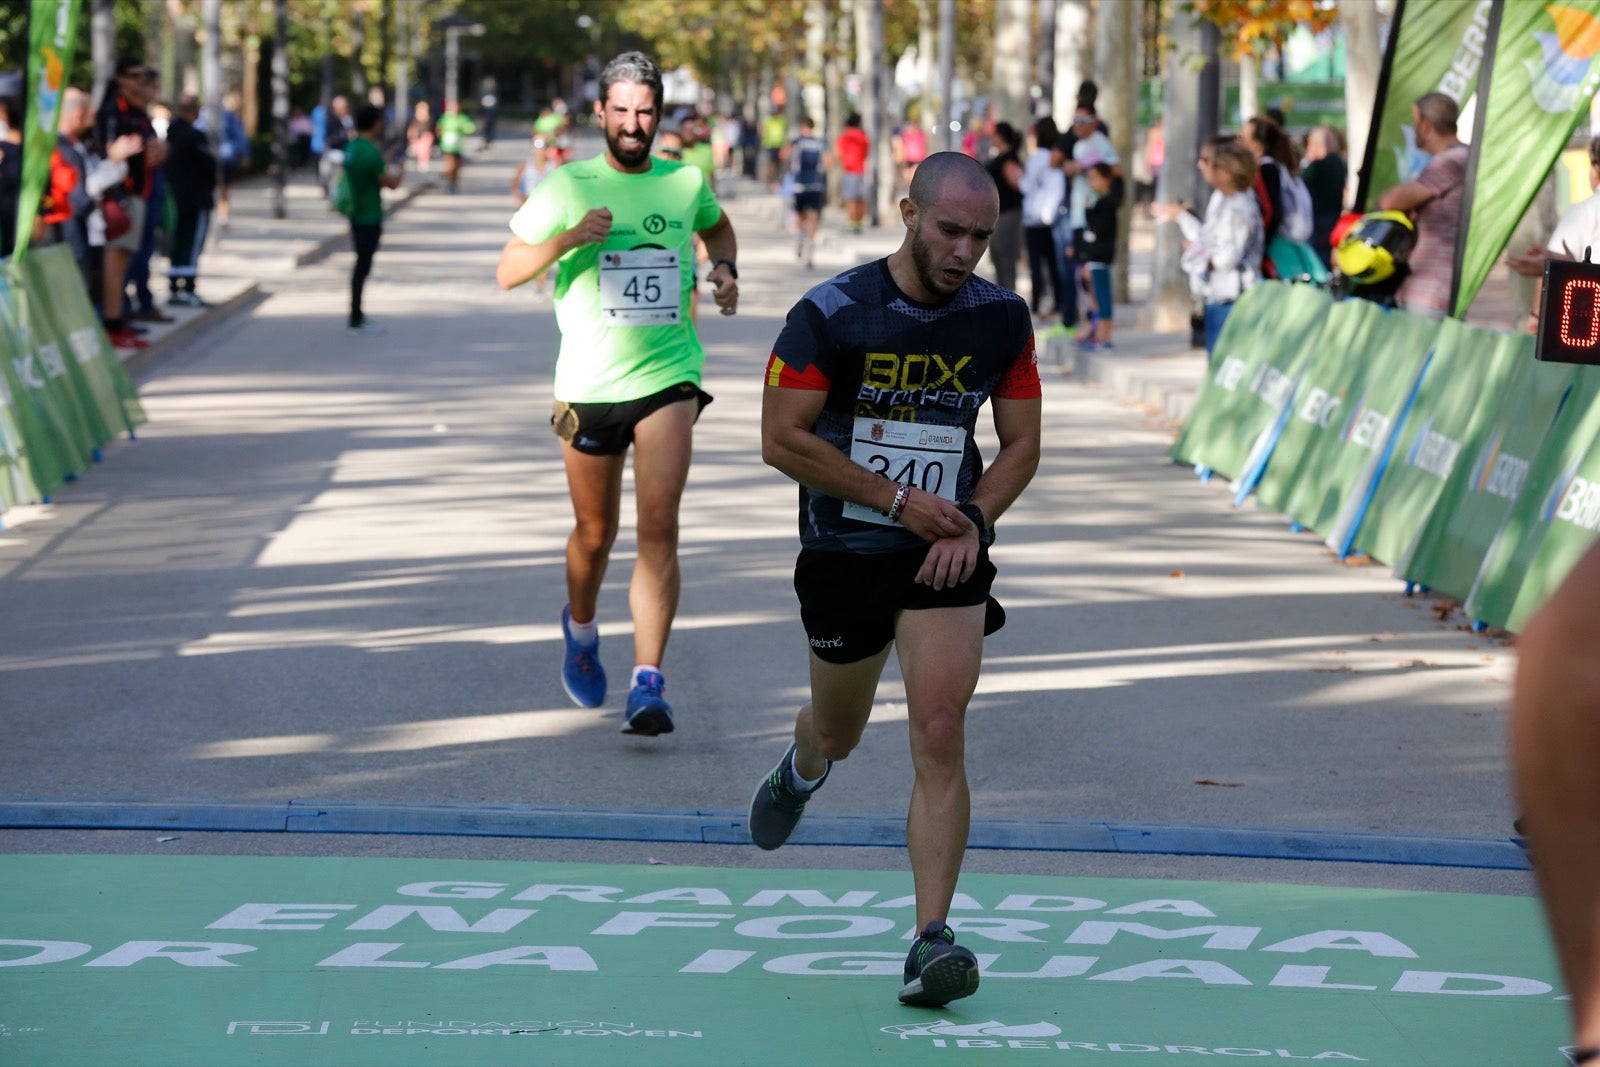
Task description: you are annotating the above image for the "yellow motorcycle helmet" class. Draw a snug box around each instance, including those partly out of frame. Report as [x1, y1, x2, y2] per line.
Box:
[1333, 210, 1417, 285]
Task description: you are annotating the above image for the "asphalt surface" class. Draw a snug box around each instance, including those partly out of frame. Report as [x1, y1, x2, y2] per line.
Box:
[1, 131, 1530, 897]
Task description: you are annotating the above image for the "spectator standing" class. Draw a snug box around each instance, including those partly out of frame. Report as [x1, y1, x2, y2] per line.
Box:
[309, 99, 327, 178]
[1151, 137, 1263, 357]
[1300, 125, 1347, 266]
[436, 100, 476, 194]
[1059, 106, 1119, 340]
[124, 73, 172, 326]
[406, 101, 434, 173]
[319, 95, 352, 200]
[898, 118, 928, 188]
[835, 113, 870, 234]
[289, 108, 313, 169]
[1377, 93, 1468, 319]
[1076, 161, 1124, 350]
[93, 57, 159, 350]
[343, 103, 402, 332]
[0, 95, 21, 256]
[1142, 116, 1165, 204]
[1020, 117, 1067, 320]
[479, 78, 499, 146]
[198, 90, 250, 229]
[42, 88, 139, 290]
[163, 93, 215, 308]
[1242, 115, 1312, 277]
[1508, 136, 1600, 331]
[984, 121, 1025, 292]
[761, 109, 788, 187]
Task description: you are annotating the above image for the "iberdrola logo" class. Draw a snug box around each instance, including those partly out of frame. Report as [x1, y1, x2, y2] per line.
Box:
[1526, 4, 1600, 114]
[34, 46, 65, 134]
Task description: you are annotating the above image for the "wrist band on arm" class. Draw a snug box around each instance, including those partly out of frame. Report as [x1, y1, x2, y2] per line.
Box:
[887, 483, 910, 523]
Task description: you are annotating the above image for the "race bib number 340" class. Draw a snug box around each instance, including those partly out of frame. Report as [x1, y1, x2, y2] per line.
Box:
[600, 249, 680, 326]
[842, 416, 966, 525]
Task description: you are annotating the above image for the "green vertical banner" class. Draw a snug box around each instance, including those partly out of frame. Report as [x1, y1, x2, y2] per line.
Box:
[1467, 367, 1600, 631]
[13, 0, 82, 263]
[1360, 0, 1494, 210]
[1399, 342, 1573, 601]
[1454, 1, 1600, 316]
[1349, 318, 1516, 566]
[16, 246, 146, 436]
[1255, 302, 1439, 536]
[0, 275, 81, 499]
[1168, 283, 1331, 480]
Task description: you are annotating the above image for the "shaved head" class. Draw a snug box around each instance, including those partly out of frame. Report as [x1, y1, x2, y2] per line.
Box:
[909, 151, 999, 211]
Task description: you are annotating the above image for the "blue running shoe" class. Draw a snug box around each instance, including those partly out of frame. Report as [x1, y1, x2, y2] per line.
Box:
[560, 606, 606, 708]
[623, 670, 673, 735]
[899, 921, 980, 1006]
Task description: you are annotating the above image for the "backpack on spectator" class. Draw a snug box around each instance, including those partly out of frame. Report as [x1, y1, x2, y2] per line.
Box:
[1279, 172, 1315, 243]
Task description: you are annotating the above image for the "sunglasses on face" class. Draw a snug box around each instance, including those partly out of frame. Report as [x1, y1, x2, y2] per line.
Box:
[660, 148, 682, 158]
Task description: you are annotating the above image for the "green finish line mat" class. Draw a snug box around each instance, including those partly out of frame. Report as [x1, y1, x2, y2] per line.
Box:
[0, 854, 1570, 1066]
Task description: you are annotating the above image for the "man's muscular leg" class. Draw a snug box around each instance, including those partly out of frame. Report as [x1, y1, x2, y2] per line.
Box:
[561, 445, 624, 621]
[895, 603, 985, 929]
[627, 398, 698, 667]
[794, 645, 893, 780]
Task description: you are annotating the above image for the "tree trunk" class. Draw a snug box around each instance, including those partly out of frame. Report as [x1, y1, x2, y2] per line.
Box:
[917, 0, 935, 131]
[856, 0, 882, 223]
[1148, 5, 1204, 332]
[1035, 0, 1056, 121]
[1238, 52, 1259, 124]
[352, 7, 368, 99]
[271, 0, 289, 219]
[1095, 0, 1136, 303]
[90, 0, 115, 109]
[202, 0, 223, 202]
[991, 0, 1031, 127]
[1341, 0, 1382, 210]
[805, 0, 827, 129]
[394, 0, 411, 135]
[938, 0, 955, 152]
[1053, 0, 1089, 121]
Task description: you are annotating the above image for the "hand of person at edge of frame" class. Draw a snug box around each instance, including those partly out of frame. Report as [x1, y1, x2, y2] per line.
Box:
[899, 485, 973, 545]
[569, 207, 612, 248]
[707, 263, 738, 316]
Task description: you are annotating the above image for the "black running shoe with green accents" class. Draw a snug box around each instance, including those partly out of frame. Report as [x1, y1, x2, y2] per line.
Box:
[747, 743, 829, 851]
[899, 921, 980, 1006]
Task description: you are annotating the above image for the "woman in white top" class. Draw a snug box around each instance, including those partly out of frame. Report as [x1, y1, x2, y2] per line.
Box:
[1151, 137, 1264, 357]
[1019, 117, 1068, 319]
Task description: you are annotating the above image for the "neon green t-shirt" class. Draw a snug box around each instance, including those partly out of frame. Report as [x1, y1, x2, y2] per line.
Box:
[509, 154, 723, 403]
[681, 142, 715, 186]
[436, 111, 476, 154]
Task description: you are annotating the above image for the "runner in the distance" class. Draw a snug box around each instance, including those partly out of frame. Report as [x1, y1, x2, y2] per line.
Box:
[750, 151, 1042, 1006]
[786, 115, 830, 269]
[495, 51, 739, 736]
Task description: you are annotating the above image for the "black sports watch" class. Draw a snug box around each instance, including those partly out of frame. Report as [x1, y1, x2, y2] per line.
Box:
[958, 502, 987, 537]
[713, 258, 738, 279]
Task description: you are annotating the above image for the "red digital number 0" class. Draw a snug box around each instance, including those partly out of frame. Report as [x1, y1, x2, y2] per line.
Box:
[1559, 278, 1600, 348]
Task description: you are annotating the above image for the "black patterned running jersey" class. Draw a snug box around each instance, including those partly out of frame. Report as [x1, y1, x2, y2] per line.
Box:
[765, 258, 1040, 553]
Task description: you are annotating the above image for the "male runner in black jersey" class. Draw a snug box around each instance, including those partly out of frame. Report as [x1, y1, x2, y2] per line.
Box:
[749, 151, 1042, 1007]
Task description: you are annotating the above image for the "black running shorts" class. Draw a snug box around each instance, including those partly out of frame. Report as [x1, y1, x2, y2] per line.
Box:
[551, 381, 713, 456]
[793, 544, 1005, 664]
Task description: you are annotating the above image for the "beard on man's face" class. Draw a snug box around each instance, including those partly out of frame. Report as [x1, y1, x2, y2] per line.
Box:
[606, 122, 653, 166]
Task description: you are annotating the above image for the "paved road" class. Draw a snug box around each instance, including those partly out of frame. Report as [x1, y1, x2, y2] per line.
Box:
[0, 131, 1528, 895]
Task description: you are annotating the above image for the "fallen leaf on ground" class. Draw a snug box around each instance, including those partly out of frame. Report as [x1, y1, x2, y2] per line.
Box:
[1401, 659, 1437, 668]
[1194, 778, 1243, 787]
[1312, 665, 1355, 673]
[1169, 569, 1185, 578]
[1431, 599, 1459, 620]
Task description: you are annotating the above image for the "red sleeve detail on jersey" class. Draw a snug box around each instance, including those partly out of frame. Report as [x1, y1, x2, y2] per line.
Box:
[765, 353, 832, 390]
[994, 334, 1042, 399]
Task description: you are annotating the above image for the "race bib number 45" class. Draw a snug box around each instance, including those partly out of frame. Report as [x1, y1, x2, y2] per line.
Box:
[841, 416, 966, 525]
[600, 249, 680, 326]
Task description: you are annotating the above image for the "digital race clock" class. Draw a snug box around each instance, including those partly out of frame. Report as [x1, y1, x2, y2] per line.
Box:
[1537, 253, 1600, 364]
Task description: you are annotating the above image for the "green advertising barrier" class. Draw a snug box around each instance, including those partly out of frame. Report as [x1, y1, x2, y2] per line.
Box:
[0, 274, 88, 500]
[14, 246, 147, 438]
[1348, 319, 1519, 567]
[1254, 302, 1439, 535]
[0, 853, 1568, 1066]
[1168, 282, 1331, 480]
[1467, 366, 1600, 632]
[1396, 337, 1573, 601]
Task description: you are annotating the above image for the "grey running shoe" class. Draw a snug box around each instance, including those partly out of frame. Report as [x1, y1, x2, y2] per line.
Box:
[748, 743, 829, 850]
[899, 921, 980, 1006]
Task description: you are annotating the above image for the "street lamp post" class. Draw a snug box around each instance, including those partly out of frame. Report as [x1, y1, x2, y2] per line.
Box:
[438, 14, 485, 111]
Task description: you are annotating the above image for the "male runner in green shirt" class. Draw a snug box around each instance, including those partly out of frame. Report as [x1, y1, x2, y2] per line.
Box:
[435, 101, 476, 194]
[496, 51, 739, 737]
